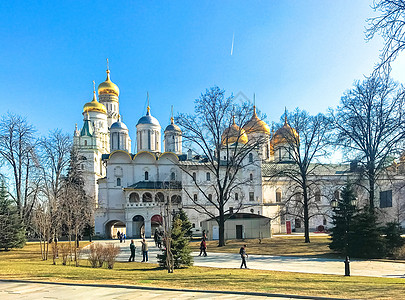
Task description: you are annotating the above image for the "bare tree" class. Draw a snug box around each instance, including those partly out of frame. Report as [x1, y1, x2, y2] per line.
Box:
[367, 0, 405, 73]
[176, 87, 268, 246]
[60, 146, 93, 266]
[39, 129, 72, 259]
[32, 202, 51, 260]
[330, 76, 405, 211]
[266, 109, 333, 243]
[0, 113, 39, 225]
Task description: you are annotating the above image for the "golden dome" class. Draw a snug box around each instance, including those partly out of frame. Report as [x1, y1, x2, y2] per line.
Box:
[98, 69, 119, 96]
[243, 106, 270, 134]
[271, 115, 299, 146]
[221, 117, 248, 145]
[83, 91, 107, 114]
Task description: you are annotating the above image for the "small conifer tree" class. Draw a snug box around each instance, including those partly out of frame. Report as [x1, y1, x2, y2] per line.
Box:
[329, 184, 357, 253]
[178, 208, 193, 238]
[0, 180, 26, 251]
[158, 212, 193, 269]
[383, 222, 404, 256]
[348, 206, 386, 258]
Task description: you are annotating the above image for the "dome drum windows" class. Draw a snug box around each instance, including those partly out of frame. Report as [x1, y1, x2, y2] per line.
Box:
[276, 188, 282, 203]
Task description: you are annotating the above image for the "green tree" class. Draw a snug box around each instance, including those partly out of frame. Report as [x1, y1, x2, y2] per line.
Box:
[383, 222, 404, 256]
[348, 207, 386, 258]
[158, 214, 193, 269]
[329, 184, 357, 254]
[0, 180, 26, 251]
[178, 209, 192, 238]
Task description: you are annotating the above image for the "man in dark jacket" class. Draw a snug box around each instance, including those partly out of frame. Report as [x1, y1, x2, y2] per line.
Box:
[239, 244, 248, 268]
[128, 240, 136, 262]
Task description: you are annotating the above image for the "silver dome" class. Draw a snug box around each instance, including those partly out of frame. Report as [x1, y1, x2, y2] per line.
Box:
[110, 121, 128, 130]
[164, 123, 181, 132]
[136, 111, 160, 126]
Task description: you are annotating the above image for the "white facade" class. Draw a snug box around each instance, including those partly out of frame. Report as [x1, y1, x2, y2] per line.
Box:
[75, 70, 405, 239]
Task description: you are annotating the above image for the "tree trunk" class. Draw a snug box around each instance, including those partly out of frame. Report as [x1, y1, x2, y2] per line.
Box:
[218, 209, 226, 247]
[303, 187, 310, 243]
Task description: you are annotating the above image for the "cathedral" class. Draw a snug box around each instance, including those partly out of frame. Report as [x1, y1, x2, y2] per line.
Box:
[74, 66, 405, 239]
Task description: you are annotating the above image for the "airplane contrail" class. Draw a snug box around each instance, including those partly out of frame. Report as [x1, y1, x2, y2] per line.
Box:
[231, 32, 234, 56]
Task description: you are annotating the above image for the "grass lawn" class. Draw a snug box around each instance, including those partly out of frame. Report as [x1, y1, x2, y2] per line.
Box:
[190, 235, 339, 258]
[0, 242, 404, 299]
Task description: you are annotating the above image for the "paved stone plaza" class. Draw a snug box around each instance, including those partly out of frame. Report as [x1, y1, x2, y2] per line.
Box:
[99, 239, 405, 278]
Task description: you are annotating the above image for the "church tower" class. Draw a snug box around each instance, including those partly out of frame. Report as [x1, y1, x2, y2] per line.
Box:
[74, 83, 109, 205]
[136, 99, 161, 153]
[243, 104, 271, 161]
[98, 59, 120, 128]
[110, 118, 131, 152]
[164, 108, 182, 154]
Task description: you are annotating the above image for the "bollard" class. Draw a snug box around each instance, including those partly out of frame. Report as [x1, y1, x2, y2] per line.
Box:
[344, 256, 350, 276]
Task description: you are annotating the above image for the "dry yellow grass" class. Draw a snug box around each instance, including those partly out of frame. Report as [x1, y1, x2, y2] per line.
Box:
[190, 235, 337, 257]
[0, 242, 404, 299]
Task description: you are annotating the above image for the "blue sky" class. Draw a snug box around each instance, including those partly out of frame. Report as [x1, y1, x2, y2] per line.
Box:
[1, 1, 404, 142]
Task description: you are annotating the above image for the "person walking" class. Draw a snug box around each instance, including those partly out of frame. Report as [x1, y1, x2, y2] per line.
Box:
[199, 239, 207, 256]
[119, 233, 123, 243]
[239, 244, 248, 269]
[128, 240, 136, 262]
[123, 233, 126, 243]
[154, 229, 159, 247]
[141, 238, 149, 262]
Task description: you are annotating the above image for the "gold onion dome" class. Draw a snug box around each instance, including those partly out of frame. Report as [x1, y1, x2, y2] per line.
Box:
[98, 69, 120, 96]
[221, 117, 248, 145]
[271, 114, 299, 146]
[243, 106, 270, 134]
[83, 90, 107, 114]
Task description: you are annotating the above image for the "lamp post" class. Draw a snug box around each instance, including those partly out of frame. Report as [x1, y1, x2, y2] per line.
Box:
[331, 196, 357, 276]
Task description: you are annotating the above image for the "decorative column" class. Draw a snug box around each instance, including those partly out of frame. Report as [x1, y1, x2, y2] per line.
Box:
[144, 217, 152, 238]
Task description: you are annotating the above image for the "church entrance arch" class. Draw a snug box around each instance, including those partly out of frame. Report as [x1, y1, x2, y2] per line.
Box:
[132, 215, 145, 238]
[151, 214, 163, 235]
[105, 220, 126, 239]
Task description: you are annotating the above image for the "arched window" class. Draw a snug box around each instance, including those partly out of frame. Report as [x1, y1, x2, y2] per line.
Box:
[129, 193, 140, 203]
[206, 172, 211, 181]
[116, 178, 121, 186]
[249, 153, 253, 163]
[235, 193, 239, 201]
[192, 172, 196, 181]
[155, 192, 165, 202]
[84, 140, 87, 146]
[142, 192, 152, 202]
[278, 148, 282, 160]
[145, 171, 149, 181]
[171, 172, 175, 181]
[171, 195, 181, 204]
[208, 194, 212, 202]
[276, 188, 282, 202]
[193, 194, 197, 202]
[250, 173, 253, 181]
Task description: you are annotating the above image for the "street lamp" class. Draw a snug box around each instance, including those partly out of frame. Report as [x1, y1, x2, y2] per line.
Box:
[330, 195, 357, 276]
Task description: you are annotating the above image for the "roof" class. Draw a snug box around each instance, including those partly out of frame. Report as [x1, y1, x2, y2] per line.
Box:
[126, 181, 182, 190]
[165, 123, 181, 132]
[205, 213, 270, 222]
[80, 119, 93, 136]
[261, 162, 351, 177]
[110, 121, 128, 130]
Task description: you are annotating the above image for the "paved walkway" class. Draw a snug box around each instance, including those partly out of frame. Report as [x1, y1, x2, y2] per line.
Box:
[0, 280, 337, 300]
[94, 239, 405, 278]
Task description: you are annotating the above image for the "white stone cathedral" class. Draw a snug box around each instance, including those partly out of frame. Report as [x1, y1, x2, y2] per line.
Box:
[74, 66, 405, 239]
